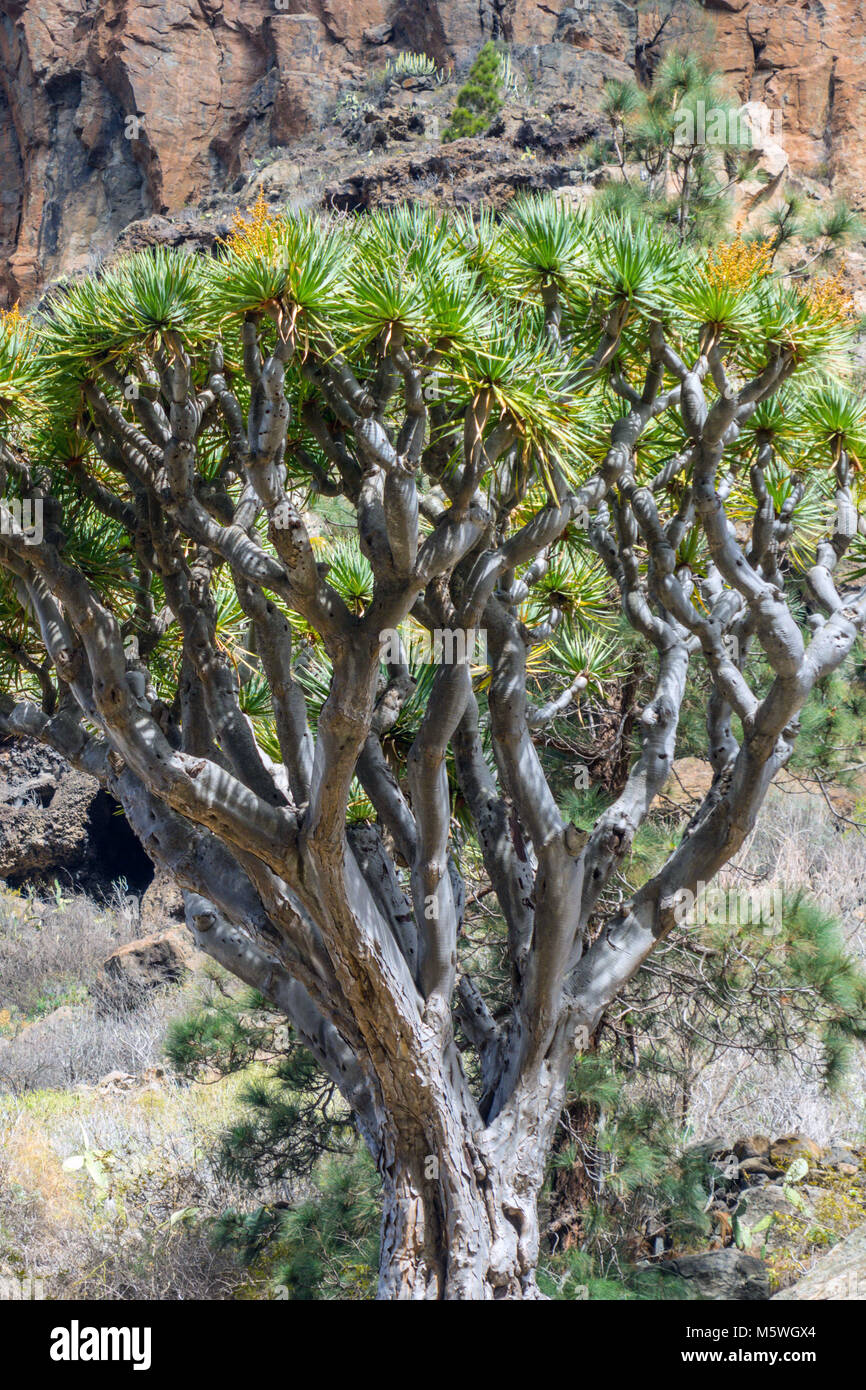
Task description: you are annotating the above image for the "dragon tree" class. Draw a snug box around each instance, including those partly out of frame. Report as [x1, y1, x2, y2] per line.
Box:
[1, 196, 865, 1298]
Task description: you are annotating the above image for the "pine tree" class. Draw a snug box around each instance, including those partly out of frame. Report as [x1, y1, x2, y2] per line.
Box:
[443, 42, 504, 142]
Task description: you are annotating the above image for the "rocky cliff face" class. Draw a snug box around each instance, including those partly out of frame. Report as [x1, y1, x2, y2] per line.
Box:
[1, 0, 864, 306]
[707, 0, 866, 194]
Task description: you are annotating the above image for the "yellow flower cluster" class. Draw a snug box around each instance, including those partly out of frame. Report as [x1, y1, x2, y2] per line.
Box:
[224, 189, 284, 257]
[0, 301, 26, 334]
[705, 236, 774, 292]
[800, 265, 857, 325]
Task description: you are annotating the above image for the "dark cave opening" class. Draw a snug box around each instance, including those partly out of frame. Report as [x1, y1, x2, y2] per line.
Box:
[85, 791, 155, 895]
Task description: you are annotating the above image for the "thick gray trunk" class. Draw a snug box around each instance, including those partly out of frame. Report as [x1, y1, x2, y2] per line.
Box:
[373, 1058, 565, 1301]
[376, 1138, 546, 1301]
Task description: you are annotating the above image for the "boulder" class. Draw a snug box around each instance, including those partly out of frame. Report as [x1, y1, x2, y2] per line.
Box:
[658, 1248, 770, 1300]
[1, 738, 97, 883]
[362, 23, 393, 46]
[825, 1144, 862, 1176]
[737, 1157, 783, 1180]
[734, 1183, 817, 1254]
[94, 929, 201, 1011]
[15, 1004, 86, 1039]
[769, 1134, 826, 1167]
[111, 213, 227, 260]
[734, 1135, 771, 1161]
[97, 1070, 138, 1091]
[687, 1135, 729, 1161]
[250, 157, 301, 196]
[773, 1224, 866, 1301]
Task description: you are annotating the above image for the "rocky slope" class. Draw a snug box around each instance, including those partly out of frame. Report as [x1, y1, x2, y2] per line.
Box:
[0, 734, 153, 893]
[2, 0, 866, 305]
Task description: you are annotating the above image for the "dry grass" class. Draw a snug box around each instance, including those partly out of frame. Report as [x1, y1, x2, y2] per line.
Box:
[0, 993, 189, 1094]
[0, 1076, 262, 1299]
[0, 884, 268, 1298]
[0, 885, 202, 1093]
[0, 885, 141, 1021]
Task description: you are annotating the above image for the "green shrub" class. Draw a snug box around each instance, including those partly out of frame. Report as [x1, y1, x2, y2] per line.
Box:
[443, 42, 504, 142]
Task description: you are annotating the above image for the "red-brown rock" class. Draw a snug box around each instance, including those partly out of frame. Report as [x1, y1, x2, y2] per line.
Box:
[2, 1, 865, 306]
